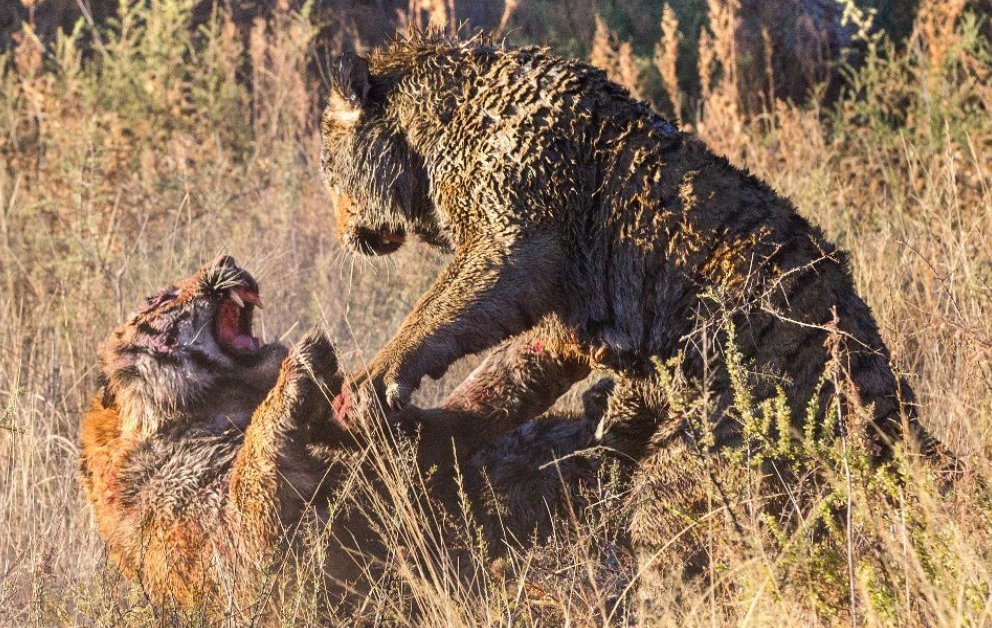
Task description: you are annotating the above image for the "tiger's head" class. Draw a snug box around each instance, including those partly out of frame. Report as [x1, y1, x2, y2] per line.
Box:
[97, 255, 289, 437]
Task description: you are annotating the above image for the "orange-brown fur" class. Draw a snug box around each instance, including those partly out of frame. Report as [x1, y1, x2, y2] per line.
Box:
[79, 256, 601, 618]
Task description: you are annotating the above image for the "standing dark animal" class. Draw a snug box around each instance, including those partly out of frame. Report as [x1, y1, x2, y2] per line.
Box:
[319, 33, 951, 614]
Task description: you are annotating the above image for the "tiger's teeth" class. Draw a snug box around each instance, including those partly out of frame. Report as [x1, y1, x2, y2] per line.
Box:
[229, 291, 245, 308]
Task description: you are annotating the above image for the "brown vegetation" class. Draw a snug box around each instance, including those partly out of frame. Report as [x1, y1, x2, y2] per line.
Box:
[1, 0, 991, 624]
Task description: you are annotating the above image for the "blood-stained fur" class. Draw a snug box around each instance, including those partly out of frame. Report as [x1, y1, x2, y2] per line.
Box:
[79, 256, 602, 619]
[318, 33, 955, 612]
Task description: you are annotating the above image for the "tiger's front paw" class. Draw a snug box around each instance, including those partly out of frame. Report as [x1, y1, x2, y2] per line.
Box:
[383, 378, 413, 410]
[283, 328, 343, 398]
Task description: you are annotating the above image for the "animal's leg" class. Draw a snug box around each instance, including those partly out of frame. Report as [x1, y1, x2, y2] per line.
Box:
[228, 329, 344, 549]
[411, 316, 592, 448]
[592, 374, 677, 462]
[349, 230, 568, 411]
[590, 375, 734, 616]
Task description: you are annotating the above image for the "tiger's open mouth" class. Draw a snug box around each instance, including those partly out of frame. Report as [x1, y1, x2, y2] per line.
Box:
[215, 284, 264, 357]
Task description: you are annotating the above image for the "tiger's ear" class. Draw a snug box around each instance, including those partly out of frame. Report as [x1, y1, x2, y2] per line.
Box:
[326, 53, 371, 125]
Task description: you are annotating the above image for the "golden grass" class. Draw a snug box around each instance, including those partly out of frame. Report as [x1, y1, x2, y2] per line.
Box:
[1, 0, 990, 624]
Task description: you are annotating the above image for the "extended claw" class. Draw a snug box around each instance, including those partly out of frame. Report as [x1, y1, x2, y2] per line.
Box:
[385, 381, 411, 410]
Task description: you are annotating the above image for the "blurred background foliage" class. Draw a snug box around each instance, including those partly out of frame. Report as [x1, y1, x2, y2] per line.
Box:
[0, 0, 957, 113]
[1, 0, 991, 624]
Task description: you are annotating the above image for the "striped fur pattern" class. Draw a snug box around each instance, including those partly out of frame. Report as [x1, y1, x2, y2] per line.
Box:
[79, 258, 602, 618]
[319, 32, 955, 608]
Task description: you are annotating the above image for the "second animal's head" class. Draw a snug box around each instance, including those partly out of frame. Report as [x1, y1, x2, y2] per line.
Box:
[320, 48, 451, 256]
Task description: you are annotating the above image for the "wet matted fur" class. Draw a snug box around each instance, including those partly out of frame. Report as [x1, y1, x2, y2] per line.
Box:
[318, 32, 956, 612]
[79, 256, 602, 620]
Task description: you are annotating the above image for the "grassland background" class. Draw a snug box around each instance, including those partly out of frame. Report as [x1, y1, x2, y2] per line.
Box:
[0, 0, 990, 624]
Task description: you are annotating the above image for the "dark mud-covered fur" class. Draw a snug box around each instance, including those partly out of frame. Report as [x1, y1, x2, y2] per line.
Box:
[320, 33, 954, 610]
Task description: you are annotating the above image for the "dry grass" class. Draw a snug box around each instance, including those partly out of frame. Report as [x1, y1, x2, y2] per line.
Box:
[1, 0, 990, 624]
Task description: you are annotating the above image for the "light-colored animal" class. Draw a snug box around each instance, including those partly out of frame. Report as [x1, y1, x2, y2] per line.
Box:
[79, 256, 601, 619]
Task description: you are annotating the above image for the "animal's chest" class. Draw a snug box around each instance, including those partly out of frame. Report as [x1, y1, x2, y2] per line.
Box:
[569, 244, 699, 371]
[119, 432, 242, 517]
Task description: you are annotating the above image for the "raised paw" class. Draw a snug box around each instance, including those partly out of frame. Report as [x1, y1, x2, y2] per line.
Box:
[283, 328, 343, 397]
[384, 379, 412, 410]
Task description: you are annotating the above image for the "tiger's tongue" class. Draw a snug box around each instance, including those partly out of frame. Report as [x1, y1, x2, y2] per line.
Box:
[217, 299, 257, 352]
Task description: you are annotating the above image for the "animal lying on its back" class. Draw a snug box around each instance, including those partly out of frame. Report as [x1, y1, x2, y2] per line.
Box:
[78, 255, 603, 618]
[319, 33, 955, 612]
